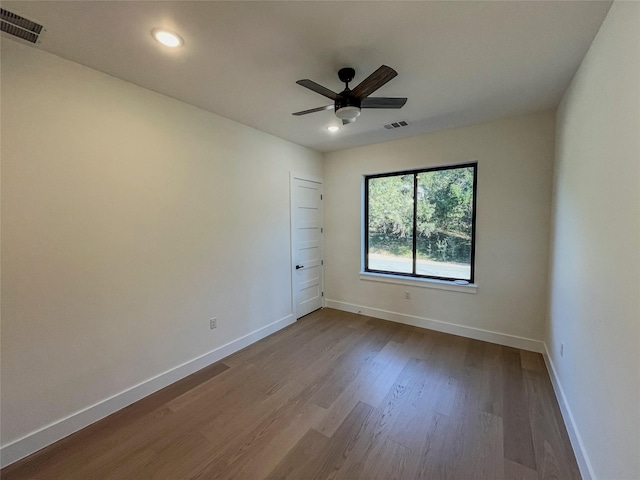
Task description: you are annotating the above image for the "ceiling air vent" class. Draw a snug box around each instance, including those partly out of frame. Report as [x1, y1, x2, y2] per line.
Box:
[1, 8, 44, 44]
[384, 121, 409, 130]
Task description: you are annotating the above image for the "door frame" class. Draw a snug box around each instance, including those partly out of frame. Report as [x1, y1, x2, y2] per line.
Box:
[290, 171, 324, 320]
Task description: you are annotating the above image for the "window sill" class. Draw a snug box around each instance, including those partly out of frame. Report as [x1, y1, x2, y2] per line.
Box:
[359, 272, 477, 294]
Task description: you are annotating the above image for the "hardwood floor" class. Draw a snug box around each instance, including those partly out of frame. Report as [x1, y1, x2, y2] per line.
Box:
[2, 308, 581, 479]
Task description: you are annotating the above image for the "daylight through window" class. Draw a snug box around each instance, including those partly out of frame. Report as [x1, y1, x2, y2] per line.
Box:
[365, 163, 477, 283]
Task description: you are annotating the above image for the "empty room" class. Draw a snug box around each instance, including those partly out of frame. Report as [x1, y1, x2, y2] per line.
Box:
[1, 1, 638, 479]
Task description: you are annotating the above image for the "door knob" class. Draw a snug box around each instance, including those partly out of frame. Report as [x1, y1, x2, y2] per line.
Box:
[296, 265, 303, 269]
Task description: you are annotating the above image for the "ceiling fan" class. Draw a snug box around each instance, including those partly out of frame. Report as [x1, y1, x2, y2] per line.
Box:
[292, 65, 407, 125]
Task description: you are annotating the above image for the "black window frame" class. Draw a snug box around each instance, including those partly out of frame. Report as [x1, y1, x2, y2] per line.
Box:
[364, 162, 478, 283]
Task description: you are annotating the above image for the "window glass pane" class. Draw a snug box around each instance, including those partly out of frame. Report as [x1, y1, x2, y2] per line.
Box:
[416, 167, 474, 281]
[367, 174, 414, 274]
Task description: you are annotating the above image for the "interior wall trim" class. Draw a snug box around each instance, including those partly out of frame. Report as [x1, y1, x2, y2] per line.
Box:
[324, 299, 545, 353]
[0, 313, 296, 468]
[543, 345, 595, 480]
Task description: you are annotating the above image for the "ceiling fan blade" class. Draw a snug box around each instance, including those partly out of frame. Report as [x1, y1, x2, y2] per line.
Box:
[292, 105, 334, 116]
[296, 79, 340, 101]
[361, 97, 408, 109]
[351, 65, 398, 99]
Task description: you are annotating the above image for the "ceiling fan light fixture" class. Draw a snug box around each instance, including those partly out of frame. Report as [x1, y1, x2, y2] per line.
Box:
[292, 66, 406, 125]
[151, 29, 183, 48]
[327, 125, 340, 133]
[335, 106, 361, 120]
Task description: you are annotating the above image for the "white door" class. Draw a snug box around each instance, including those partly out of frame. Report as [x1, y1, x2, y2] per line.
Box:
[291, 175, 323, 319]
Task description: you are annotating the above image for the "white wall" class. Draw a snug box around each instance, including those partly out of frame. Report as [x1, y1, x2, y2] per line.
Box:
[548, 2, 640, 479]
[0, 39, 322, 459]
[324, 112, 555, 345]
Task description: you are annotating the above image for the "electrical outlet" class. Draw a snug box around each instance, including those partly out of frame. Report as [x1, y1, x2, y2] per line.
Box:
[560, 343, 564, 357]
[404, 291, 411, 300]
[210, 317, 217, 330]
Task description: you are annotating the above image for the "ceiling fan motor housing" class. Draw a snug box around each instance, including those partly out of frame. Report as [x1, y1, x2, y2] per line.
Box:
[335, 94, 362, 119]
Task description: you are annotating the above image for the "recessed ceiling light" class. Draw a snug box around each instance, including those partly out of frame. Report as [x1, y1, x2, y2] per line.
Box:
[327, 126, 340, 133]
[151, 29, 183, 48]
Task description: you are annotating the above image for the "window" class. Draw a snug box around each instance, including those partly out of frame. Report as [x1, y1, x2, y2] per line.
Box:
[364, 162, 477, 283]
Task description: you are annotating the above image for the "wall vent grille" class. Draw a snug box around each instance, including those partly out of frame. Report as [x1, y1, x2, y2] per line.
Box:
[384, 121, 409, 130]
[1, 8, 43, 44]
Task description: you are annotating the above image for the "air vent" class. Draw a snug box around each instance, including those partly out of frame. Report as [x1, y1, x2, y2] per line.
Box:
[1, 8, 43, 44]
[384, 121, 409, 130]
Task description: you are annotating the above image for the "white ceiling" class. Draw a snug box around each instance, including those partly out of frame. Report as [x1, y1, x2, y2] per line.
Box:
[2, 1, 611, 153]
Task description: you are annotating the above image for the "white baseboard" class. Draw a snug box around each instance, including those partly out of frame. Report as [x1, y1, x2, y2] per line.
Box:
[542, 345, 595, 480]
[0, 314, 295, 468]
[324, 299, 545, 353]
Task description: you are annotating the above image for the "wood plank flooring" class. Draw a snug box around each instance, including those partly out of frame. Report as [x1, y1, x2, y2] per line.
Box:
[2, 308, 581, 479]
